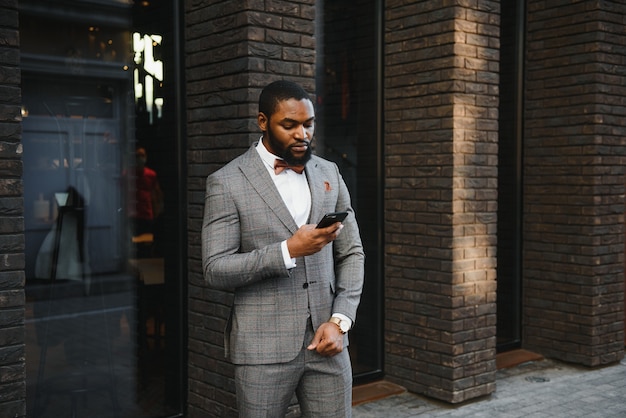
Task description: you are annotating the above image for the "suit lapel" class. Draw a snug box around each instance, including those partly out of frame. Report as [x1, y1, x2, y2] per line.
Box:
[304, 158, 325, 225]
[239, 146, 299, 233]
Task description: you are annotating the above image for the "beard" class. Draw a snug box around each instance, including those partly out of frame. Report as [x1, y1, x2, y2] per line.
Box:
[266, 126, 313, 166]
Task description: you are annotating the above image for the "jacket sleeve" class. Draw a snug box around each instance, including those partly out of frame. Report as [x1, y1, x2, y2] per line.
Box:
[202, 172, 288, 290]
[329, 165, 365, 323]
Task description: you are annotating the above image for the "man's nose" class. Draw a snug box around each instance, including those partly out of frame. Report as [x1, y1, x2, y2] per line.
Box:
[296, 125, 307, 139]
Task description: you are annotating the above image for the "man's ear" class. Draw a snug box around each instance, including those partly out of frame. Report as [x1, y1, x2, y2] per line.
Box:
[257, 112, 268, 131]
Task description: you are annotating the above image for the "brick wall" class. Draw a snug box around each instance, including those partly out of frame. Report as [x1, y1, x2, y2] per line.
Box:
[184, 1, 316, 416]
[0, 0, 25, 416]
[523, 1, 626, 366]
[384, 1, 500, 403]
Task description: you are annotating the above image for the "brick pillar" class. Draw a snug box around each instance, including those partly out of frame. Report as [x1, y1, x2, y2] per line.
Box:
[523, 1, 626, 366]
[384, 1, 500, 403]
[0, 0, 26, 416]
[184, 1, 316, 416]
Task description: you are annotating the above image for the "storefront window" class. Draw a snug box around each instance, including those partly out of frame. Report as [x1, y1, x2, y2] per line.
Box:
[20, 1, 184, 416]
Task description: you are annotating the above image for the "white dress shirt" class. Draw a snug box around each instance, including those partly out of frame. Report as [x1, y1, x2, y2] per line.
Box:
[256, 139, 311, 268]
[255, 139, 352, 330]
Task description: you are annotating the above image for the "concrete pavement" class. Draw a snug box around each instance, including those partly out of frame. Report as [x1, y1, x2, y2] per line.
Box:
[352, 357, 626, 417]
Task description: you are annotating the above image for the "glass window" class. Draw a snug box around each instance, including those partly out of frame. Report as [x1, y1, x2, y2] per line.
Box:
[21, 1, 184, 416]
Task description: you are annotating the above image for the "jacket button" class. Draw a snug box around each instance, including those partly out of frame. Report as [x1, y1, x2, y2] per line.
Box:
[302, 283, 309, 289]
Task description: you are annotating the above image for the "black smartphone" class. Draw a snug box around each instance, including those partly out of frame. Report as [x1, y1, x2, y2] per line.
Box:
[316, 211, 349, 228]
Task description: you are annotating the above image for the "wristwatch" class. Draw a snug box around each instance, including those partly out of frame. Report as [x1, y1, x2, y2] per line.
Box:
[329, 316, 349, 334]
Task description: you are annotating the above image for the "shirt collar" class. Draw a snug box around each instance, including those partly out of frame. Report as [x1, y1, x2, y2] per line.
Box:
[256, 137, 280, 171]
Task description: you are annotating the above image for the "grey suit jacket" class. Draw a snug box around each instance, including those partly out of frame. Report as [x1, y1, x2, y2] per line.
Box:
[202, 144, 365, 365]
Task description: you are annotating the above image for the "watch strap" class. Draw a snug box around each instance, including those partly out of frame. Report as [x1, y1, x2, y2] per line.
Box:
[329, 316, 347, 334]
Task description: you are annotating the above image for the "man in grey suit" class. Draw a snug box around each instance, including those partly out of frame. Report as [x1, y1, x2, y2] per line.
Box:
[202, 80, 365, 417]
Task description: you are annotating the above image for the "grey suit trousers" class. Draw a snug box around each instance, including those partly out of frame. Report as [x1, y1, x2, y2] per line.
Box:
[234, 318, 352, 418]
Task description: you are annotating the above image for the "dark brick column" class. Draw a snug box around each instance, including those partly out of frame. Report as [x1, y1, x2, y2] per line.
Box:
[523, 1, 626, 366]
[384, 1, 500, 403]
[0, 0, 26, 416]
[184, 1, 316, 416]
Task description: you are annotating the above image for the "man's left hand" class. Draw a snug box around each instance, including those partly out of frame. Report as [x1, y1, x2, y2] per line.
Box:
[306, 322, 344, 356]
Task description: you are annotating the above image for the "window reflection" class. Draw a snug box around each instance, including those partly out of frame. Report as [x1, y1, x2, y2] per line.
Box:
[20, 1, 180, 416]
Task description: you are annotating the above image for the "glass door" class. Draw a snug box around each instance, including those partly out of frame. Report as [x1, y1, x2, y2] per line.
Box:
[496, 0, 525, 351]
[317, 0, 384, 382]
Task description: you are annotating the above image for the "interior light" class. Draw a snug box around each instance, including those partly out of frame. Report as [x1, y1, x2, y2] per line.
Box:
[134, 69, 142, 101]
[145, 74, 154, 123]
[133, 31, 165, 124]
[155, 98, 164, 119]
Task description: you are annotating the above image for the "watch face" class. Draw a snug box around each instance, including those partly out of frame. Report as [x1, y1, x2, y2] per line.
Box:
[339, 321, 349, 333]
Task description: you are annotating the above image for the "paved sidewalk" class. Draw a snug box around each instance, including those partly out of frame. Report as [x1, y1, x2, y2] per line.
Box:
[353, 357, 626, 417]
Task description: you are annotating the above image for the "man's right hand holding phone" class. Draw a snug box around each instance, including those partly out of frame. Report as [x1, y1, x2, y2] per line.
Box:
[287, 212, 347, 258]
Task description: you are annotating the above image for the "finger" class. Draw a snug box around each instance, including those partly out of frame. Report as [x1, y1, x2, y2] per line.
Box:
[307, 335, 320, 350]
[307, 327, 325, 350]
[318, 339, 342, 356]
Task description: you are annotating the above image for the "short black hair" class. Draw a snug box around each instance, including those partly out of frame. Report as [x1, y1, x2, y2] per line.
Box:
[258, 80, 312, 119]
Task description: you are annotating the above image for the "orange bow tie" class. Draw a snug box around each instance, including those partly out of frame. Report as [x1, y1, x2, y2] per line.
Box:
[274, 159, 305, 175]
